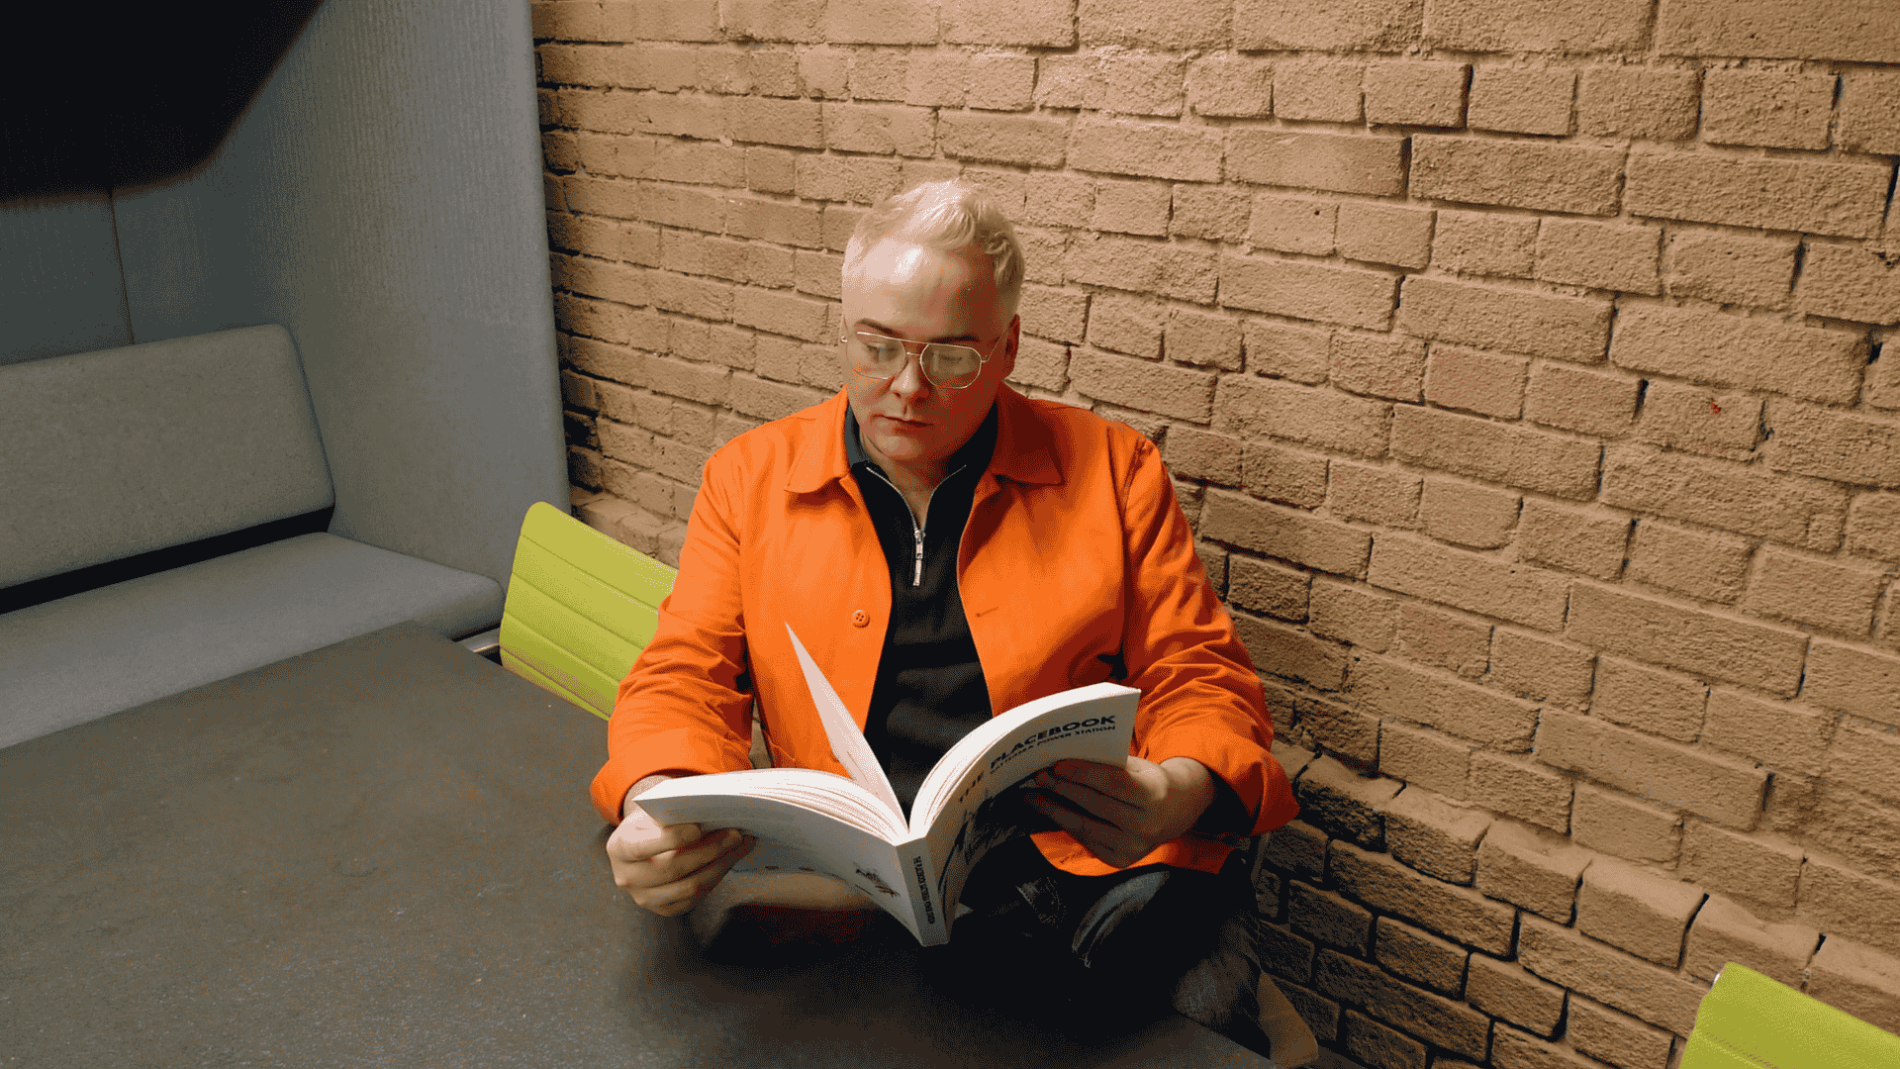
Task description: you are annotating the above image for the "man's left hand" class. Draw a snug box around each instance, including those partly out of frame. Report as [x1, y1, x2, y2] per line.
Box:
[1024, 756, 1217, 869]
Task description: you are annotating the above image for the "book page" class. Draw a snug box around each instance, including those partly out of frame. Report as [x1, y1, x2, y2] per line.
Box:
[634, 770, 924, 940]
[785, 623, 903, 820]
[910, 683, 1140, 925]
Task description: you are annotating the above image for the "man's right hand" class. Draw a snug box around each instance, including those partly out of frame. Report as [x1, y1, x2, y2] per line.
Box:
[606, 780, 755, 916]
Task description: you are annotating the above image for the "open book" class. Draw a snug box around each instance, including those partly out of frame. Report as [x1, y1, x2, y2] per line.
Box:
[633, 624, 1139, 946]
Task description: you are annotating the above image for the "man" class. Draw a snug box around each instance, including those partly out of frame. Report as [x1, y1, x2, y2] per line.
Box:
[591, 179, 1305, 1060]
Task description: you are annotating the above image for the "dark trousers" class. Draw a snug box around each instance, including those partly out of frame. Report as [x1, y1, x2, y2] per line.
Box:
[938, 837, 1269, 1055]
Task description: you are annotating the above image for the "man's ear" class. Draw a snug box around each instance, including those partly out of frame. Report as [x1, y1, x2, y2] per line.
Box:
[998, 315, 1020, 379]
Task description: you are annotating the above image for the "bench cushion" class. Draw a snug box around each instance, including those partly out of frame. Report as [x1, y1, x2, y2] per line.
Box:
[0, 324, 332, 589]
[0, 533, 500, 749]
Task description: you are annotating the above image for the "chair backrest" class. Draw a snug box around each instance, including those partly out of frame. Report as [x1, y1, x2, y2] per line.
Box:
[499, 502, 677, 719]
[0, 325, 332, 589]
[1680, 963, 1900, 1069]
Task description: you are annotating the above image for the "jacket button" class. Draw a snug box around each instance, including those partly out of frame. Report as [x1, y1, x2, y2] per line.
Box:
[850, 609, 869, 627]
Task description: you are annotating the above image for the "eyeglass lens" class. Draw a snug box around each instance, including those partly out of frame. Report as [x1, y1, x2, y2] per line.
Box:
[850, 333, 985, 388]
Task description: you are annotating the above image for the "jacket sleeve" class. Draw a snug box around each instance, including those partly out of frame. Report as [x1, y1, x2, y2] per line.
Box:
[588, 447, 757, 825]
[1116, 434, 1300, 844]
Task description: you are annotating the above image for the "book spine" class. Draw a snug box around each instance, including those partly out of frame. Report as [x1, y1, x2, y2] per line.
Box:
[904, 845, 946, 946]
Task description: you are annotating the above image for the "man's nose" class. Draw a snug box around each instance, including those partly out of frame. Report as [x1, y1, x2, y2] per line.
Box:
[889, 350, 932, 396]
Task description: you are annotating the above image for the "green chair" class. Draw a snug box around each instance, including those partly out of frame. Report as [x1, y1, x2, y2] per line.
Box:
[1681, 963, 1900, 1069]
[498, 502, 677, 719]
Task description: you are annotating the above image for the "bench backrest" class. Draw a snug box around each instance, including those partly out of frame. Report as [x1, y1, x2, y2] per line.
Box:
[0, 324, 333, 589]
[1681, 962, 1900, 1069]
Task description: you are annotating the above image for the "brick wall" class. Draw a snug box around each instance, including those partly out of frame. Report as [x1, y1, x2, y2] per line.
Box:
[533, 0, 1900, 1062]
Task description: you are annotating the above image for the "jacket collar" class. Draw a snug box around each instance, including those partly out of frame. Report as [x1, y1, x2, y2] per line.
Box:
[786, 385, 1062, 494]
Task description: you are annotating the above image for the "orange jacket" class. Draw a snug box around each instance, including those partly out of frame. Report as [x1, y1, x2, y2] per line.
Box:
[590, 385, 1298, 875]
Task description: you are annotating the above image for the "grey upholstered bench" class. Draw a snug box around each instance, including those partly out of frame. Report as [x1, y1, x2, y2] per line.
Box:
[0, 325, 502, 748]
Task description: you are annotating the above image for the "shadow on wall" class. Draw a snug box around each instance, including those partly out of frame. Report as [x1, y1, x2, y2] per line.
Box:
[0, 2, 324, 200]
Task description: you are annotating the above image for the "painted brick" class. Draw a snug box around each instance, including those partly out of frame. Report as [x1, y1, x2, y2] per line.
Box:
[1702, 68, 1836, 150]
[1260, 918, 1319, 983]
[1166, 426, 1243, 487]
[1478, 817, 1593, 921]
[718, 0, 823, 42]
[1746, 545, 1887, 636]
[966, 54, 1038, 112]
[1243, 440, 1331, 508]
[1796, 243, 1900, 326]
[743, 148, 797, 195]
[1215, 376, 1392, 459]
[1292, 880, 1375, 954]
[1848, 493, 1900, 563]
[939, 112, 1068, 168]
[1577, 66, 1701, 140]
[1395, 602, 1491, 679]
[1491, 1025, 1604, 1069]
[1618, 304, 1867, 404]
[1523, 363, 1639, 439]
[1683, 894, 1818, 987]
[1228, 554, 1313, 621]
[1468, 66, 1575, 136]
[1419, 478, 1520, 550]
[1283, 686, 1383, 763]
[1702, 690, 1830, 782]
[1096, 54, 1189, 117]
[1375, 917, 1467, 998]
[1391, 405, 1601, 501]
[1171, 184, 1251, 244]
[1431, 210, 1537, 278]
[1202, 490, 1373, 576]
[668, 320, 757, 372]
[1341, 1009, 1427, 1069]
[1567, 997, 1675, 1069]
[1298, 755, 1403, 850]
[1379, 718, 1472, 800]
[1228, 130, 1407, 198]
[1412, 136, 1624, 215]
[1068, 235, 1218, 303]
[1262, 816, 1328, 882]
[1087, 293, 1164, 357]
[1187, 55, 1274, 118]
[1468, 750, 1572, 832]
[1278, 981, 1341, 1045]
[1309, 577, 1400, 652]
[1018, 285, 1088, 344]
[1249, 194, 1338, 257]
[732, 285, 828, 342]
[1316, 951, 1490, 1061]
[1375, 534, 1565, 631]
[1601, 445, 1849, 553]
[1764, 401, 1900, 490]
[1007, 337, 1068, 391]
[846, 52, 908, 100]
[1327, 461, 1421, 529]
[1234, 0, 1426, 51]
[1079, 0, 1230, 49]
[1576, 856, 1704, 966]
[1235, 613, 1351, 692]
[1022, 173, 1093, 230]
[1535, 219, 1661, 295]
[1069, 118, 1223, 182]
[1332, 332, 1427, 402]
[1663, 230, 1797, 308]
[940, 0, 1077, 46]
[1573, 783, 1681, 867]
[1222, 255, 1397, 331]
[1347, 653, 1539, 749]
[1276, 58, 1366, 122]
[1518, 499, 1630, 582]
[1592, 656, 1707, 743]
[620, 0, 724, 41]
[1360, 60, 1467, 128]
[1656, 0, 1900, 63]
[726, 97, 823, 149]
[1424, 0, 1652, 53]
[1467, 955, 1566, 1038]
[1680, 820, 1804, 915]
[794, 154, 901, 205]
[1400, 276, 1612, 365]
[1165, 308, 1244, 370]
[1806, 937, 1900, 1035]
[1071, 349, 1215, 421]
[1518, 914, 1709, 1036]
[1336, 203, 1435, 270]
[1491, 629, 1595, 707]
[1632, 381, 1762, 461]
[1625, 152, 1892, 239]
[1537, 707, 1771, 827]
[1839, 71, 1900, 154]
[1802, 641, 1900, 726]
[1423, 344, 1528, 419]
[1796, 853, 1900, 958]
[905, 53, 973, 107]
[795, 49, 849, 99]
[821, 0, 938, 44]
[1830, 721, 1900, 805]
[1384, 785, 1490, 883]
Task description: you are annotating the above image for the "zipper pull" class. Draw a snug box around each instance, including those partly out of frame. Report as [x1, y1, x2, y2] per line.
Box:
[912, 529, 924, 587]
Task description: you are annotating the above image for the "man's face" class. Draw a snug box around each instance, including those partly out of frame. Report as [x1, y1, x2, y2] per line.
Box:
[840, 239, 1018, 482]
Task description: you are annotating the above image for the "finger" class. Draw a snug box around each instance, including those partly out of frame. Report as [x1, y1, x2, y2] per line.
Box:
[646, 827, 747, 884]
[1044, 759, 1150, 805]
[1035, 769, 1141, 824]
[1027, 792, 1139, 869]
[610, 819, 703, 864]
[641, 834, 756, 916]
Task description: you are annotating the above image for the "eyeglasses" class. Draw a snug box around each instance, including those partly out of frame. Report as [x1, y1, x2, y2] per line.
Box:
[841, 330, 1000, 390]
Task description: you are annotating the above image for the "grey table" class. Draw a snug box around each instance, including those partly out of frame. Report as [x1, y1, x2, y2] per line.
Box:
[1, 623, 1269, 1067]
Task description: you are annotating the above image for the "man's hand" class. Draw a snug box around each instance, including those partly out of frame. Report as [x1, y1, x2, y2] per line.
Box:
[1023, 756, 1217, 869]
[606, 779, 755, 917]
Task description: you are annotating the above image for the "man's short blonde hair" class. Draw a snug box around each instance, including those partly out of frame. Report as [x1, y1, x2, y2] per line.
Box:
[843, 179, 1026, 320]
